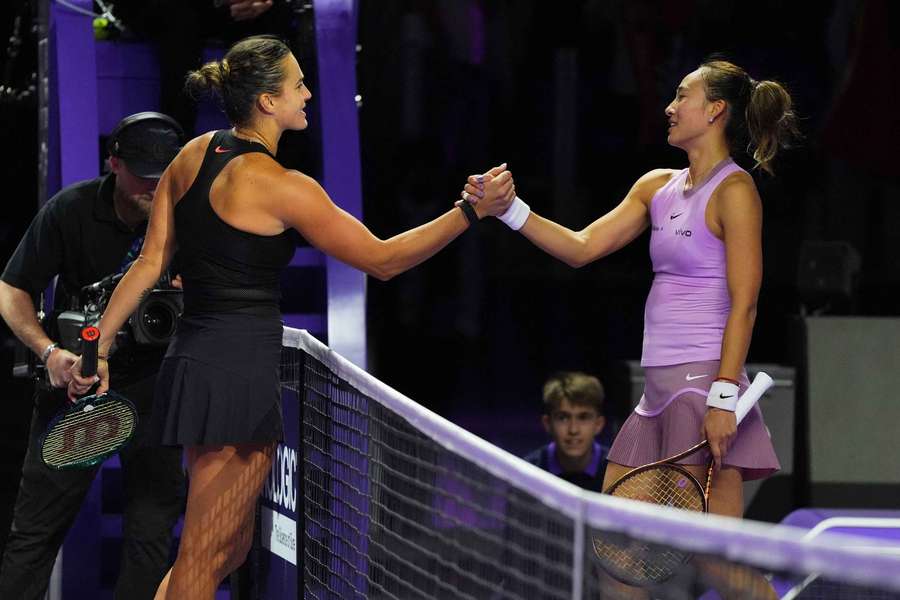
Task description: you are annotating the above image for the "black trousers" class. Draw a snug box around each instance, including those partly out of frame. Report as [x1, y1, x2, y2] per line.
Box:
[0, 369, 186, 600]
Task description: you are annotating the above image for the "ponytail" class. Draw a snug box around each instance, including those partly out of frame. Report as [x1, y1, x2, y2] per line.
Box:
[700, 60, 799, 175]
[746, 79, 799, 175]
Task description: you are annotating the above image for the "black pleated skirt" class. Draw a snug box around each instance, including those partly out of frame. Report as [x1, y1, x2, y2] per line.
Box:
[150, 312, 284, 446]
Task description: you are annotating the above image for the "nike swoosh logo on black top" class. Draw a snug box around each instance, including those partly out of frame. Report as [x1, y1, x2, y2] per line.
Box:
[214, 145, 232, 153]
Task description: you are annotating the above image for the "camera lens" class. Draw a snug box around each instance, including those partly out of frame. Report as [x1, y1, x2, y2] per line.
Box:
[129, 290, 183, 346]
[141, 301, 177, 343]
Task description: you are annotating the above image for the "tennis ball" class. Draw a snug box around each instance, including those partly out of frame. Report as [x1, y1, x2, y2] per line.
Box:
[93, 17, 110, 40]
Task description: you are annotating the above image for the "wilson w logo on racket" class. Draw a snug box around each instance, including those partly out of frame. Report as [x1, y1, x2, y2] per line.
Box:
[592, 372, 774, 586]
[61, 412, 121, 452]
[40, 326, 138, 470]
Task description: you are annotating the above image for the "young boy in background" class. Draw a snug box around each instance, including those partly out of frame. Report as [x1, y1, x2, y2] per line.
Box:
[524, 372, 610, 492]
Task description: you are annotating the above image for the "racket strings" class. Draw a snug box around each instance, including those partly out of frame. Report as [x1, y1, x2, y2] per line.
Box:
[592, 538, 685, 584]
[613, 466, 706, 511]
[593, 466, 705, 584]
[592, 542, 687, 585]
[42, 401, 136, 467]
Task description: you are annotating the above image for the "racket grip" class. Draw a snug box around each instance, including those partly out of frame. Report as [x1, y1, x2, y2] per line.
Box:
[734, 371, 774, 425]
[80, 326, 100, 377]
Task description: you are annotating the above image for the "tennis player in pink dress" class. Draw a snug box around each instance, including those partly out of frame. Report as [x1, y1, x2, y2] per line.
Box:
[464, 59, 798, 519]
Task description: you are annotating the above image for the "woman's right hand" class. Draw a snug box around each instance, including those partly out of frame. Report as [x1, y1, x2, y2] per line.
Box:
[67, 356, 108, 403]
[461, 163, 516, 218]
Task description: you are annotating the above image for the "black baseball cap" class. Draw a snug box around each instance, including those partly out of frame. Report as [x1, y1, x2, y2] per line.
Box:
[109, 112, 183, 179]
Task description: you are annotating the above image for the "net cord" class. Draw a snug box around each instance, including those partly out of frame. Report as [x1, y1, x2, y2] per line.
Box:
[283, 327, 900, 591]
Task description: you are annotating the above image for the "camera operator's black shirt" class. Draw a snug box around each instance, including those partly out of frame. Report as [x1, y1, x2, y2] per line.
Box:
[2, 174, 165, 377]
[2, 174, 141, 309]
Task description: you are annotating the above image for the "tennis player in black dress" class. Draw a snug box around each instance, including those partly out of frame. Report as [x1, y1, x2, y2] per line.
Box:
[69, 35, 517, 599]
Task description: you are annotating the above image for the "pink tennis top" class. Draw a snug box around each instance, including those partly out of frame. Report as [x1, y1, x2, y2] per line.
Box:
[641, 158, 746, 367]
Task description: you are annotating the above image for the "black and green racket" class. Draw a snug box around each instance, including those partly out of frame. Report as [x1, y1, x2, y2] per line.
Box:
[39, 326, 139, 470]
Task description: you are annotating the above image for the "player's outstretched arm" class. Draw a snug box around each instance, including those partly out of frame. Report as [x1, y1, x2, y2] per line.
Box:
[463, 169, 673, 267]
[273, 164, 515, 281]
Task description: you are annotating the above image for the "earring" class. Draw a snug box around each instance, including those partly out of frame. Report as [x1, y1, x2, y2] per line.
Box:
[708, 117, 714, 123]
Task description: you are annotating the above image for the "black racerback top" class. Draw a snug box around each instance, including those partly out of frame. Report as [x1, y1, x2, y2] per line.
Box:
[175, 130, 294, 317]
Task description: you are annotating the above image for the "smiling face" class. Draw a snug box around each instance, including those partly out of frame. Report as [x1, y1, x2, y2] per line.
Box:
[269, 53, 312, 131]
[542, 398, 606, 464]
[664, 69, 724, 150]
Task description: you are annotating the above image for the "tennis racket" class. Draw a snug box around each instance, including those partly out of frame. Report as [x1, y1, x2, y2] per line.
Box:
[39, 326, 139, 470]
[592, 371, 774, 586]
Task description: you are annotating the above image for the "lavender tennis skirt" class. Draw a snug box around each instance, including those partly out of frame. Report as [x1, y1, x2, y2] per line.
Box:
[607, 360, 779, 481]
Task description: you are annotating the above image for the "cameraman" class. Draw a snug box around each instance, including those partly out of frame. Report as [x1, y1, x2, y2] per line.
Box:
[0, 113, 186, 599]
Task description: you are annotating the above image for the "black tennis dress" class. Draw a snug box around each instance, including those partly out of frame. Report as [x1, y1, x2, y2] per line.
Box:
[151, 130, 294, 446]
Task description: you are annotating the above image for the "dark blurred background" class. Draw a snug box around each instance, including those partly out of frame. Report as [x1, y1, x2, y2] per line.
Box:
[0, 0, 41, 555]
[1, 0, 898, 542]
[357, 0, 899, 423]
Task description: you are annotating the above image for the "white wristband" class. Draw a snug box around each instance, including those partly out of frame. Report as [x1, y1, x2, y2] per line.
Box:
[706, 380, 739, 412]
[497, 196, 530, 231]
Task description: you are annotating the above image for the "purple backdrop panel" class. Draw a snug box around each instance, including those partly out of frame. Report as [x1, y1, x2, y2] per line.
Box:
[283, 313, 326, 336]
[313, 0, 367, 369]
[95, 41, 228, 136]
[51, 0, 99, 189]
[51, 3, 104, 598]
[95, 42, 161, 134]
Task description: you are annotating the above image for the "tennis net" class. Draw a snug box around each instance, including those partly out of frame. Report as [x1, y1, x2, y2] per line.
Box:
[276, 327, 900, 599]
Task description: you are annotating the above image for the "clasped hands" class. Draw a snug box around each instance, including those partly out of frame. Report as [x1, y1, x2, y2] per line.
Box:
[456, 163, 516, 220]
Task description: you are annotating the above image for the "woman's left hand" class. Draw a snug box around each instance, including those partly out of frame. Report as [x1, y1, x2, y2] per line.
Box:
[67, 356, 108, 403]
[702, 408, 737, 471]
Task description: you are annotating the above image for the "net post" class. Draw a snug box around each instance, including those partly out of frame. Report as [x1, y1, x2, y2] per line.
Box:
[572, 499, 585, 600]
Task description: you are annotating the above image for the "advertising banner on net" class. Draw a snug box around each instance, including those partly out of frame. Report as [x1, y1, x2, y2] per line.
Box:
[258, 384, 300, 597]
